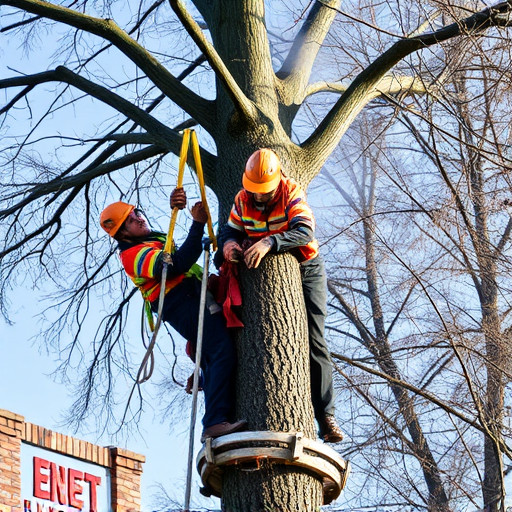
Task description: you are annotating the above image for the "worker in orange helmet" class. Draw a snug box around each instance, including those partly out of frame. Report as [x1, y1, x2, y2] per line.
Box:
[215, 148, 343, 443]
[100, 189, 246, 442]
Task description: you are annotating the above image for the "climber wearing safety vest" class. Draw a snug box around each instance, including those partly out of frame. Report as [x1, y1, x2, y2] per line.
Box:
[215, 148, 343, 443]
[100, 188, 247, 441]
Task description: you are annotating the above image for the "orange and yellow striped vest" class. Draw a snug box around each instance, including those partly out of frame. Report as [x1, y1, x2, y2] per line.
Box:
[227, 177, 319, 262]
[119, 234, 201, 303]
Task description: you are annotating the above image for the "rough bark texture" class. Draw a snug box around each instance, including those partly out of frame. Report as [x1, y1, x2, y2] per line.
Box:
[222, 253, 323, 512]
[475, 195, 504, 512]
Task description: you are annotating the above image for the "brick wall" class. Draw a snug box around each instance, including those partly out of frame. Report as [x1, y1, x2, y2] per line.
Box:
[109, 448, 145, 512]
[0, 410, 23, 511]
[0, 409, 145, 512]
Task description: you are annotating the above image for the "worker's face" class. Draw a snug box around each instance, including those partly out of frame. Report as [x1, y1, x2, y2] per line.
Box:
[118, 209, 151, 239]
[253, 189, 277, 205]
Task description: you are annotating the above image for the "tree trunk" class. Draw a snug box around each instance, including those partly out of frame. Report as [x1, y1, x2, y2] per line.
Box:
[457, 84, 506, 511]
[222, 253, 323, 511]
[480, 276, 505, 512]
[361, 216, 451, 512]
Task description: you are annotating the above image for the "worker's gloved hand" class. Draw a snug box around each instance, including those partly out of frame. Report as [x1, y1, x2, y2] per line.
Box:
[223, 240, 243, 263]
[190, 201, 208, 224]
[244, 237, 273, 269]
[170, 187, 187, 210]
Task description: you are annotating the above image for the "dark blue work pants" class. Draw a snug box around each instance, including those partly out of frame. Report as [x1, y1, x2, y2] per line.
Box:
[300, 256, 335, 420]
[155, 277, 236, 428]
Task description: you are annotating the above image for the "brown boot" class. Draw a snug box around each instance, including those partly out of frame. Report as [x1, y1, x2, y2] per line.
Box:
[319, 414, 344, 443]
[200, 420, 247, 443]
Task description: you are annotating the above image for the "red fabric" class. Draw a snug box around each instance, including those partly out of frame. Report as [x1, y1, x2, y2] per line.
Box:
[185, 263, 243, 360]
[185, 340, 194, 361]
[208, 263, 244, 328]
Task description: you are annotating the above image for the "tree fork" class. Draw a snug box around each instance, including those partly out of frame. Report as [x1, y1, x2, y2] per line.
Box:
[222, 253, 323, 511]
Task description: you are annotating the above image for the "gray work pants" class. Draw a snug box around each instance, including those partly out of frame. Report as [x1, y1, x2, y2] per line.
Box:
[300, 256, 335, 420]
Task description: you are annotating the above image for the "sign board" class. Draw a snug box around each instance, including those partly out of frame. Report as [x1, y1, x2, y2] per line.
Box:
[21, 443, 111, 512]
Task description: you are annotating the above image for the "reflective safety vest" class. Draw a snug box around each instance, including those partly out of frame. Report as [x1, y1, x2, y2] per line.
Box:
[227, 176, 319, 262]
[119, 233, 202, 303]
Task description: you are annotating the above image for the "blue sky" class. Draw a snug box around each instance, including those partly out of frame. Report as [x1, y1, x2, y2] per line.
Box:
[0, 282, 220, 511]
[0, 18, 222, 501]
[1, 3, 511, 509]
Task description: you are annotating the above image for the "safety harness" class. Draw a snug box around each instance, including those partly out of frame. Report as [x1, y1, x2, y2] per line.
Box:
[135, 129, 216, 385]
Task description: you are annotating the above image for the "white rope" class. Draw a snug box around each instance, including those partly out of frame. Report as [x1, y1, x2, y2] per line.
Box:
[184, 243, 211, 512]
[136, 254, 171, 384]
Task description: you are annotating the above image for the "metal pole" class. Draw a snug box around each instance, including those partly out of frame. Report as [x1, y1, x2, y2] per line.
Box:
[184, 242, 210, 511]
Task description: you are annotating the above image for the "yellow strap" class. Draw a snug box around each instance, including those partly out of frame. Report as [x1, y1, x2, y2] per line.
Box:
[190, 130, 217, 250]
[164, 128, 217, 254]
[164, 129, 190, 254]
[145, 299, 155, 332]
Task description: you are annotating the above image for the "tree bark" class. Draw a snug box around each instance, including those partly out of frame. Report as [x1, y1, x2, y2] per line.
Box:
[222, 253, 323, 511]
[455, 80, 506, 512]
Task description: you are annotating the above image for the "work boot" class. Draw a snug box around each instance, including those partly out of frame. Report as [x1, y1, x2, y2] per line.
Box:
[318, 414, 344, 443]
[200, 419, 247, 443]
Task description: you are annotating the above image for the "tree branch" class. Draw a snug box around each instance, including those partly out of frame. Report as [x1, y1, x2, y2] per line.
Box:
[303, 74, 436, 105]
[1, 68, 218, 219]
[303, 81, 348, 98]
[0, 0, 215, 131]
[35, 55, 206, 187]
[332, 354, 512, 459]
[277, 0, 341, 104]
[168, 0, 258, 123]
[0, 67, 205, 158]
[302, 0, 512, 169]
[327, 281, 379, 354]
[0, 186, 81, 258]
[0, 84, 35, 115]
[495, 216, 512, 255]
[0, 146, 165, 219]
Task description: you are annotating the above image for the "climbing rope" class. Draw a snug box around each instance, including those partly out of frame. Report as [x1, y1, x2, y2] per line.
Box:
[135, 128, 216, 384]
[184, 242, 211, 512]
[134, 130, 188, 385]
[128, 128, 216, 510]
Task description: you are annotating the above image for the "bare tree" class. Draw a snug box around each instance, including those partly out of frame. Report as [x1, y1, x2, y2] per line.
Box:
[322, 40, 512, 510]
[1, 0, 512, 509]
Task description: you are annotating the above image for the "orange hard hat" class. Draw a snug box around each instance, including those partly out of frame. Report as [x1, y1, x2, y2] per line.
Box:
[100, 201, 135, 237]
[243, 148, 282, 194]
